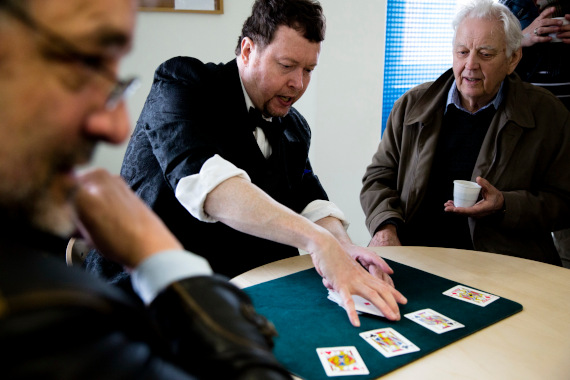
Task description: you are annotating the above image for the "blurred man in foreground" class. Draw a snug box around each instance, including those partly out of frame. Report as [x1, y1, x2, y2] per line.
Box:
[0, 0, 291, 378]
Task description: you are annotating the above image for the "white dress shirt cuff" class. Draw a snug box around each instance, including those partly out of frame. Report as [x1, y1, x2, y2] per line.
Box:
[131, 250, 213, 305]
[301, 199, 350, 229]
[175, 154, 251, 222]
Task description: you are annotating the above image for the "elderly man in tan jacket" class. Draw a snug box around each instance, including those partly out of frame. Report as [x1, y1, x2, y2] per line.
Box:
[360, 0, 570, 266]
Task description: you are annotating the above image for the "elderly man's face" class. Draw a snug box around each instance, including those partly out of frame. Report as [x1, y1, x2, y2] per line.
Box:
[239, 25, 321, 118]
[0, 0, 136, 235]
[452, 17, 521, 113]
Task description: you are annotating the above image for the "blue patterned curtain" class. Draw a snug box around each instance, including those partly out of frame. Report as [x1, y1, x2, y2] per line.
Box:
[382, 0, 469, 134]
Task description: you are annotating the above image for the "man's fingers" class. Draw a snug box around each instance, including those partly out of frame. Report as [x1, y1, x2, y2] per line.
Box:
[365, 291, 400, 321]
[322, 277, 334, 290]
[355, 249, 394, 275]
[376, 258, 394, 275]
[475, 176, 494, 192]
[358, 279, 407, 321]
[391, 286, 408, 305]
[338, 289, 360, 327]
[369, 265, 395, 287]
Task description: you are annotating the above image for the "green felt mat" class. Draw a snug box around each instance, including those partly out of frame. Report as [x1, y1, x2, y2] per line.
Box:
[244, 259, 522, 379]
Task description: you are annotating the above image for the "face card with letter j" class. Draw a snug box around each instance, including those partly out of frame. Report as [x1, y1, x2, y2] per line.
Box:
[359, 328, 420, 358]
[443, 284, 500, 307]
[405, 308, 464, 334]
[316, 346, 369, 376]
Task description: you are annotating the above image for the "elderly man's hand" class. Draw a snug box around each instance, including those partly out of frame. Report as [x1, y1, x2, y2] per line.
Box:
[444, 177, 504, 218]
[368, 224, 402, 247]
[308, 234, 407, 327]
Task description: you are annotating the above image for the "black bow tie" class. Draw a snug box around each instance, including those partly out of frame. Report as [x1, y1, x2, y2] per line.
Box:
[248, 107, 284, 149]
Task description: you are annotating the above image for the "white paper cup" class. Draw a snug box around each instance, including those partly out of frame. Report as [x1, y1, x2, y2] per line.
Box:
[549, 17, 569, 43]
[453, 180, 481, 208]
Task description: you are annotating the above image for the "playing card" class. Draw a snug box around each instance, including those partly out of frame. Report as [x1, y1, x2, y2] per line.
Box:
[405, 308, 464, 334]
[359, 328, 420, 358]
[327, 289, 385, 317]
[443, 285, 499, 307]
[316, 346, 369, 376]
[327, 289, 343, 305]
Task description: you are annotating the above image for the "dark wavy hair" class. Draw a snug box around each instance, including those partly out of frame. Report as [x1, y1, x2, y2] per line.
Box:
[235, 0, 326, 55]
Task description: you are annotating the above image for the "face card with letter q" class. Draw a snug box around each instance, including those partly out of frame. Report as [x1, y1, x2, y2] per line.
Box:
[443, 284, 499, 307]
[359, 328, 420, 358]
[405, 308, 464, 334]
[316, 346, 369, 376]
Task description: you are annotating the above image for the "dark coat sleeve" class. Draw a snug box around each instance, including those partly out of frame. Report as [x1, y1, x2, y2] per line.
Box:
[137, 57, 226, 192]
[1, 251, 290, 379]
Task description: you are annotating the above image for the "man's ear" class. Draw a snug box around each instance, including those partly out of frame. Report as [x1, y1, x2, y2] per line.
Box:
[240, 37, 255, 66]
[507, 47, 522, 75]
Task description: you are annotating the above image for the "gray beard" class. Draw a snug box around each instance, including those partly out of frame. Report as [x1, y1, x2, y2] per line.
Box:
[29, 196, 76, 237]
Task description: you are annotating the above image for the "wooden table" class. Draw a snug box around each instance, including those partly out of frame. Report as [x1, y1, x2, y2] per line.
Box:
[232, 246, 570, 379]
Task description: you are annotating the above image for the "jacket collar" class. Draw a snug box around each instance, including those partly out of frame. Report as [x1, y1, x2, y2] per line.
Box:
[402, 68, 536, 131]
[402, 68, 456, 127]
[498, 72, 536, 130]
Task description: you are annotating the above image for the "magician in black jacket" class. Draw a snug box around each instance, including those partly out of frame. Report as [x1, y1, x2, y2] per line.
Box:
[86, 0, 408, 329]
[102, 57, 329, 279]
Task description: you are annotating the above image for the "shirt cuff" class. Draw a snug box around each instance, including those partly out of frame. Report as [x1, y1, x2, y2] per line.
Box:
[175, 154, 251, 222]
[301, 199, 350, 229]
[131, 250, 213, 305]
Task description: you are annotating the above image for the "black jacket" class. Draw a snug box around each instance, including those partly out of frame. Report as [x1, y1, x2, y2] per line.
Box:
[0, 222, 290, 379]
[118, 57, 328, 277]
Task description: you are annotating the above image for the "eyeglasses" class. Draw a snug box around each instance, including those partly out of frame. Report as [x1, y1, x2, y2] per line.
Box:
[0, 1, 139, 110]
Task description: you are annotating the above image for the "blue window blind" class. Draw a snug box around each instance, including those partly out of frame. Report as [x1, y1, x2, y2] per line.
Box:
[382, 0, 470, 134]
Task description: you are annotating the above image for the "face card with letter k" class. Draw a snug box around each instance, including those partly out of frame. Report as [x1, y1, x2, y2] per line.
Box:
[405, 308, 465, 334]
[316, 346, 369, 376]
[443, 285, 500, 307]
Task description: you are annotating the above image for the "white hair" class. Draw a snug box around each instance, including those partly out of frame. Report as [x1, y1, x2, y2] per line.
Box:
[452, 0, 523, 57]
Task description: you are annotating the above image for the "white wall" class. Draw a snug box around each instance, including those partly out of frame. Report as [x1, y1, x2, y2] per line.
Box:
[92, 0, 387, 246]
